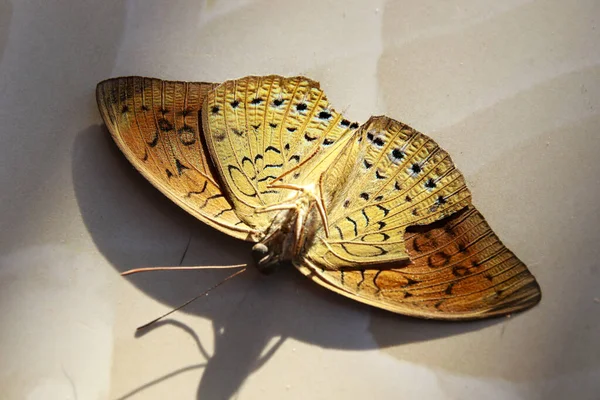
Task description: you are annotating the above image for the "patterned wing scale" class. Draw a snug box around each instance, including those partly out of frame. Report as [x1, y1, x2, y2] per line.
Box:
[96, 77, 257, 241]
[202, 75, 357, 230]
[297, 206, 541, 319]
[305, 116, 472, 268]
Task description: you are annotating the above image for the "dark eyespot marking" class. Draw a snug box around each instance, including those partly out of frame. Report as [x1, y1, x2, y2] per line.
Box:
[377, 221, 386, 229]
[211, 105, 220, 114]
[251, 123, 261, 130]
[160, 108, 169, 115]
[343, 200, 350, 208]
[296, 103, 308, 111]
[231, 128, 244, 136]
[158, 118, 173, 132]
[350, 122, 359, 129]
[304, 133, 318, 141]
[165, 169, 174, 179]
[375, 170, 386, 179]
[404, 292, 413, 298]
[405, 195, 412, 202]
[412, 208, 419, 216]
[394, 181, 401, 191]
[293, 172, 300, 179]
[341, 119, 350, 127]
[445, 283, 454, 295]
[273, 98, 284, 107]
[147, 132, 159, 147]
[142, 150, 148, 161]
[485, 273, 494, 282]
[251, 98, 262, 105]
[323, 138, 334, 146]
[458, 243, 467, 253]
[180, 108, 192, 117]
[375, 195, 383, 201]
[373, 137, 385, 147]
[381, 232, 390, 241]
[363, 160, 373, 169]
[287, 127, 297, 133]
[425, 178, 436, 189]
[360, 192, 369, 200]
[265, 146, 281, 154]
[284, 143, 290, 151]
[121, 105, 129, 114]
[390, 148, 405, 164]
[175, 159, 189, 175]
[177, 125, 196, 146]
[367, 131, 374, 142]
[318, 111, 332, 120]
[254, 154, 263, 163]
[214, 132, 226, 142]
[230, 99, 240, 108]
[269, 122, 278, 128]
[411, 163, 422, 174]
[141, 105, 150, 112]
[289, 154, 300, 162]
[437, 195, 447, 205]
[471, 259, 480, 268]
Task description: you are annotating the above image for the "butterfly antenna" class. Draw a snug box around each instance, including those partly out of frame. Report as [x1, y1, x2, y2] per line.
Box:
[121, 264, 247, 276]
[135, 267, 247, 331]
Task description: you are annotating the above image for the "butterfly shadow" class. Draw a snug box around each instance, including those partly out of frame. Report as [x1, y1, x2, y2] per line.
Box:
[72, 124, 503, 399]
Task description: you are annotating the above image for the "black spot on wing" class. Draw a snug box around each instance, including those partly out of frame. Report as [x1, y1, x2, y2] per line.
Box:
[304, 133, 318, 142]
[147, 132, 159, 147]
[264, 163, 283, 169]
[375, 170, 386, 179]
[258, 175, 278, 182]
[376, 204, 390, 216]
[186, 181, 208, 198]
[265, 146, 281, 154]
[175, 159, 189, 175]
[158, 118, 173, 132]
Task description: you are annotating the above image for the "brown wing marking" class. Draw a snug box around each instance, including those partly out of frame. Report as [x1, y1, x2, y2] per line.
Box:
[96, 76, 257, 241]
[297, 206, 541, 320]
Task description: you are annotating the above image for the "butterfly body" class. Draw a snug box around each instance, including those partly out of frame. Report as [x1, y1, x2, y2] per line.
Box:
[97, 75, 541, 320]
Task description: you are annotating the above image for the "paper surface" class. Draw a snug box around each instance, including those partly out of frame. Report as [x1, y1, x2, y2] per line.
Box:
[0, 0, 598, 399]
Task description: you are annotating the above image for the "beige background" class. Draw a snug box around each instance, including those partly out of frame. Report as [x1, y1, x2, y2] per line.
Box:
[1, 0, 599, 399]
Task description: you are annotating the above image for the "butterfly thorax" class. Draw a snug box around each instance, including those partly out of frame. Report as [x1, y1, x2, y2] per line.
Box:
[251, 185, 323, 275]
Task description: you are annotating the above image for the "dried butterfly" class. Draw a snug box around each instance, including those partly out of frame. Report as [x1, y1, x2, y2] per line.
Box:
[96, 75, 541, 323]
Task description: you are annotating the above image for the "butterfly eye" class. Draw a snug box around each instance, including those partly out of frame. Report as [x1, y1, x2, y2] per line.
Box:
[251, 243, 270, 265]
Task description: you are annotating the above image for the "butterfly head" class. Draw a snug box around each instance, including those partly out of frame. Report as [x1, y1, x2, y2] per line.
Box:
[251, 243, 276, 274]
